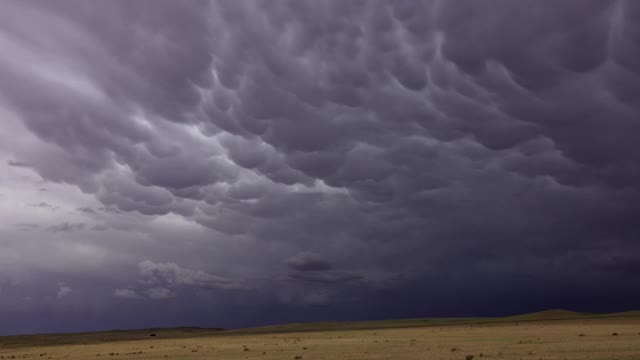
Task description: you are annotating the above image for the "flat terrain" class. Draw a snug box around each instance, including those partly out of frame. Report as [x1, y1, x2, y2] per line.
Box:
[2, 310, 640, 359]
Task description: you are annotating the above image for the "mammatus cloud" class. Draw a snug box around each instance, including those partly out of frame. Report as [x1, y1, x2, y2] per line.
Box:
[1, 0, 640, 335]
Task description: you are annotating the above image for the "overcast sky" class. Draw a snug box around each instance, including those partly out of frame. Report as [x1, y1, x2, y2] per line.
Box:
[1, 0, 639, 336]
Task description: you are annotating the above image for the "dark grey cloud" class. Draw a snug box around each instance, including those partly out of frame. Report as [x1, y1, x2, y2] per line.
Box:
[287, 252, 332, 272]
[91, 224, 109, 232]
[76, 207, 97, 215]
[289, 271, 363, 284]
[7, 160, 32, 168]
[47, 222, 86, 233]
[27, 202, 58, 211]
[1, 0, 640, 335]
[16, 223, 39, 232]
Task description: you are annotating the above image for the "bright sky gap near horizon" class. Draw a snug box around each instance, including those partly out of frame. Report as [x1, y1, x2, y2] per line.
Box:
[1, 0, 639, 336]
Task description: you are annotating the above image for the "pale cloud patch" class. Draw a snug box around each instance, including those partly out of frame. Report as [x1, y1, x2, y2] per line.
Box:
[138, 260, 246, 290]
[146, 287, 173, 300]
[113, 288, 140, 299]
[56, 285, 72, 299]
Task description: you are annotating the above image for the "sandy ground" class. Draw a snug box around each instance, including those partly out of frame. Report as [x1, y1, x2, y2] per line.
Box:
[1, 318, 640, 359]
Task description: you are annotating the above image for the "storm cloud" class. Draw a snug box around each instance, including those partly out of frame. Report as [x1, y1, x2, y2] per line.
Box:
[1, 0, 640, 335]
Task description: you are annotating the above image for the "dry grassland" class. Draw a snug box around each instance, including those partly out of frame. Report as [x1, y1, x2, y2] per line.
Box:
[1, 312, 640, 360]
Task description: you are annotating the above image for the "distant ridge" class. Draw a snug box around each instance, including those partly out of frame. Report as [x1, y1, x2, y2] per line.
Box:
[2, 310, 639, 349]
[0, 327, 225, 349]
[229, 309, 640, 335]
[503, 309, 590, 321]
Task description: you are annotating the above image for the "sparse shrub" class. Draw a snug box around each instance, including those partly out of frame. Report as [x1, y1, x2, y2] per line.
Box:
[578, 334, 585, 337]
[478, 353, 484, 358]
[149, 334, 156, 337]
[466, 355, 475, 360]
[243, 348, 249, 352]
[613, 332, 618, 336]
[451, 347, 459, 352]
[294, 356, 303, 360]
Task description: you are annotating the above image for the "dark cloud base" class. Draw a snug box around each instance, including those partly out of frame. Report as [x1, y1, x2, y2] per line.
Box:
[1, 0, 639, 335]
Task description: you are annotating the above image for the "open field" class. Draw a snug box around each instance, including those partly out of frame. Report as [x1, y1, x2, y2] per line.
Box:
[2, 311, 640, 360]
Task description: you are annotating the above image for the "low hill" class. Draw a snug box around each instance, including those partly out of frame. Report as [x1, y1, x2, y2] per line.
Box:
[229, 309, 640, 335]
[502, 309, 590, 321]
[2, 309, 640, 349]
[0, 327, 225, 349]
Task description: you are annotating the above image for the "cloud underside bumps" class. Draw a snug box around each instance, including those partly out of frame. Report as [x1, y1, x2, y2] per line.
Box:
[1, 0, 640, 333]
